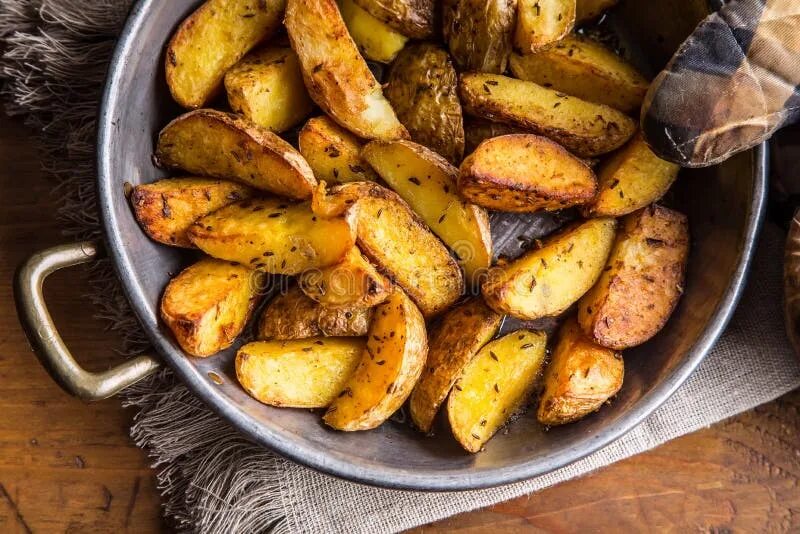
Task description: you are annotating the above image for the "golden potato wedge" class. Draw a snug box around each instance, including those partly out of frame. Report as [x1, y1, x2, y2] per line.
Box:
[160, 258, 264, 357]
[298, 116, 379, 185]
[131, 177, 254, 248]
[482, 218, 617, 320]
[285, 0, 408, 141]
[352, 0, 435, 38]
[384, 43, 465, 164]
[447, 329, 547, 452]
[188, 198, 356, 275]
[459, 134, 597, 213]
[312, 181, 464, 317]
[236, 337, 364, 407]
[581, 133, 680, 217]
[224, 47, 313, 133]
[537, 317, 623, 425]
[409, 299, 502, 433]
[576, 0, 618, 24]
[257, 285, 372, 340]
[362, 140, 492, 281]
[165, 0, 284, 109]
[509, 35, 649, 113]
[578, 205, 689, 349]
[515, 0, 576, 54]
[442, 0, 517, 74]
[459, 73, 636, 157]
[324, 289, 428, 431]
[299, 247, 392, 308]
[155, 109, 316, 199]
[464, 118, 528, 155]
[340, 0, 408, 63]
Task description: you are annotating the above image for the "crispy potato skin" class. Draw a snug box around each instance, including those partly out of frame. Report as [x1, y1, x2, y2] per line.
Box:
[188, 198, 356, 275]
[459, 73, 636, 157]
[537, 317, 623, 425]
[362, 140, 492, 281]
[352, 0, 435, 38]
[482, 218, 617, 320]
[509, 35, 649, 113]
[448, 330, 547, 452]
[581, 132, 680, 217]
[299, 247, 392, 308]
[340, 0, 408, 63]
[578, 205, 689, 349]
[576, 0, 618, 23]
[459, 134, 597, 213]
[515, 0, 576, 53]
[257, 285, 372, 340]
[464, 118, 528, 155]
[324, 289, 428, 431]
[409, 298, 502, 432]
[443, 0, 517, 74]
[155, 109, 316, 198]
[285, 0, 408, 141]
[165, 0, 285, 109]
[313, 181, 464, 317]
[298, 116, 379, 184]
[160, 258, 264, 357]
[131, 177, 254, 248]
[384, 44, 465, 164]
[236, 337, 364, 407]
[224, 47, 313, 133]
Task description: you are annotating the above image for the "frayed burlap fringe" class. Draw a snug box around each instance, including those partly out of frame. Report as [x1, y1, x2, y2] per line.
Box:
[1, 2, 291, 532]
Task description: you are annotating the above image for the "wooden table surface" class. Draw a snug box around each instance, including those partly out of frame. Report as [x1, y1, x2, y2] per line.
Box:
[1, 112, 798, 533]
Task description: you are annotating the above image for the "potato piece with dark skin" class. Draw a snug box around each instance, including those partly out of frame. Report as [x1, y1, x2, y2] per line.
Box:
[352, 0, 435, 38]
[324, 289, 428, 431]
[409, 298, 502, 433]
[298, 116, 379, 184]
[160, 258, 265, 357]
[131, 177, 254, 248]
[537, 317, 624, 425]
[578, 205, 689, 349]
[458, 134, 597, 213]
[340, 0, 408, 63]
[155, 109, 317, 199]
[384, 43, 465, 164]
[515, 0, 576, 54]
[257, 285, 372, 340]
[442, 0, 518, 74]
[299, 247, 393, 308]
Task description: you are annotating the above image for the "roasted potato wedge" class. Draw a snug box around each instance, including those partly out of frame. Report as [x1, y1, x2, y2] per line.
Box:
[299, 247, 393, 308]
[160, 258, 264, 357]
[313, 181, 464, 317]
[442, 0, 517, 74]
[236, 337, 364, 407]
[576, 0, 618, 24]
[459, 134, 597, 213]
[257, 285, 371, 340]
[459, 73, 636, 157]
[537, 317, 623, 425]
[509, 35, 649, 113]
[155, 109, 316, 199]
[362, 140, 492, 281]
[298, 116, 379, 184]
[224, 47, 313, 133]
[285, 0, 408, 141]
[384, 43, 465, 164]
[165, 0, 284, 109]
[188, 198, 356, 274]
[409, 298, 502, 432]
[340, 0, 408, 63]
[324, 289, 428, 431]
[581, 133, 680, 217]
[464, 118, 528, 155]
[131, 177, 254, 248]
[448, 329, 547, 452]
[515, 0, 576, 54]
[352, 0, 435, 38]
[482, 218, 617, 320]
[578, 205, 689, 349]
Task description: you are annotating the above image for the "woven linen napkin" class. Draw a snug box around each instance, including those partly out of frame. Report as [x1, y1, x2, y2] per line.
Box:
[2, 1, 800, 533]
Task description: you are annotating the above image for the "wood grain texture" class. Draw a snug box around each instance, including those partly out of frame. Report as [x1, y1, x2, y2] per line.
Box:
[0, 112, 798, 533]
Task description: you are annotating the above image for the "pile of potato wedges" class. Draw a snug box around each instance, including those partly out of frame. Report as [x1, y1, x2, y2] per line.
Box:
[131, 0, 690, 453]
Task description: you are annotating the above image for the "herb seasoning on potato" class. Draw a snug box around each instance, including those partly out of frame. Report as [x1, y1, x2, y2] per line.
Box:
[442, 0, 518, 74]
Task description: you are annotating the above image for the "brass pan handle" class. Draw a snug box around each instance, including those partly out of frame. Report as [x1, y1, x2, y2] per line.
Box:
[13, 240, 160, 400]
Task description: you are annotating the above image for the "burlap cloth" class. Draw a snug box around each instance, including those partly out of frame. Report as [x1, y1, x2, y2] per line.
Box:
[2, 1, 799, 532]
